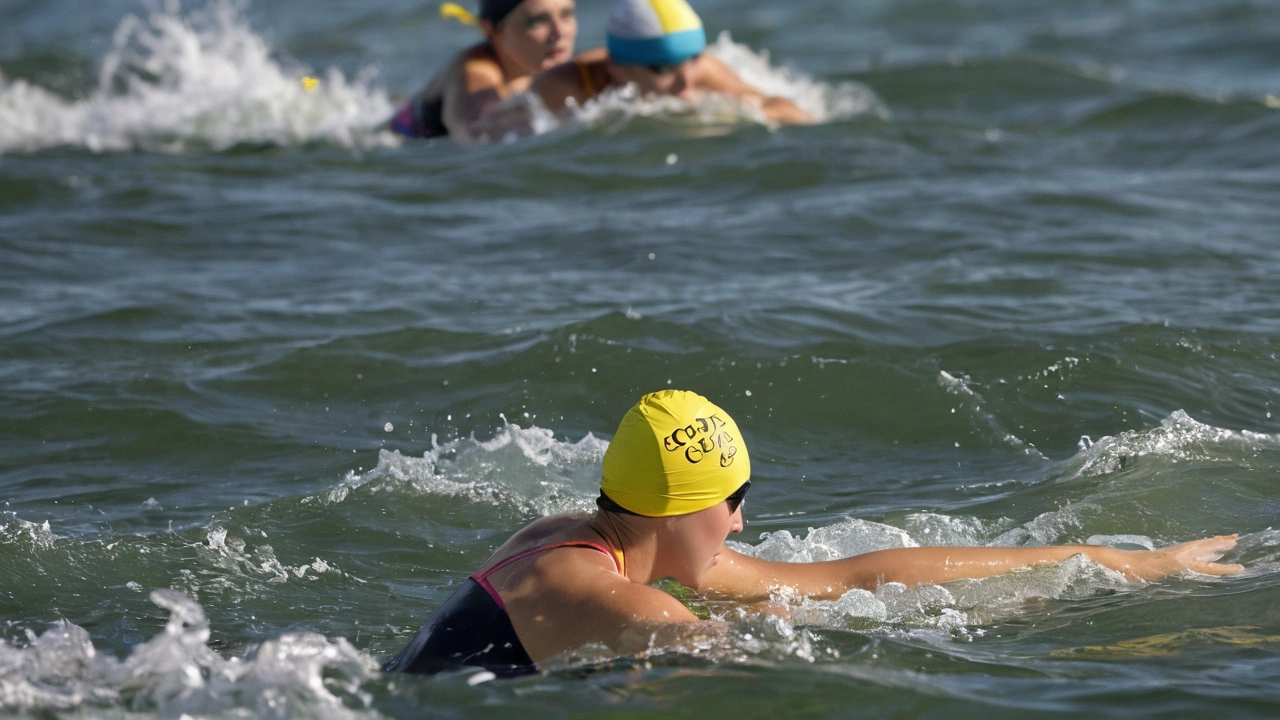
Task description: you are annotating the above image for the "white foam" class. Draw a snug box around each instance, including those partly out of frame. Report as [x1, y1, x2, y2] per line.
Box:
[318, 422, 608, 517]
[0, 590, 379, 717]
[0, 0, 395, 155]
[557, 32, 887, 136]
[704, 31, 889, 123]
[192, 525, 360, 595]
[1066, 409, 1280, 479]
[735, 517, 917, 563]
[0, 516, 57, 550]
[902, 512, 1014, 546]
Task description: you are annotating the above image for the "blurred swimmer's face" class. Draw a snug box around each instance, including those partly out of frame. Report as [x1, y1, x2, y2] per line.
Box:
[490, 0, 577, 74]
[612, 55, 702, 101]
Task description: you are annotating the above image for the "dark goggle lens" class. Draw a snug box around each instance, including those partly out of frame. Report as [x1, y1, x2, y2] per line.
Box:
[645, 54, 700, 75]
[726, 481, 751, 513]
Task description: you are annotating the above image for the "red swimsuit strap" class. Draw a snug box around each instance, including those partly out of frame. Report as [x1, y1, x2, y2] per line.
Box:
[469, 541, 622, 612]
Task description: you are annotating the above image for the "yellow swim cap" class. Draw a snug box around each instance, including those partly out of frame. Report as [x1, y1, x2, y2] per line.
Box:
[601, 390, 751, 517]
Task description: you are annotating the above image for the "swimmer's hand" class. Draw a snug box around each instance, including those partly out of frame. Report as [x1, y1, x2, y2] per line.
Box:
[760, 96, 816, 125]
[1101, 535, 1243, 582]
[469, 93, 541, 143]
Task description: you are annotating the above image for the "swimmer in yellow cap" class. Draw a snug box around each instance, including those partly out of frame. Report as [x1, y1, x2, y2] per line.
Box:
[384, 389, 1242, 677]
[389, 0, 599, 143]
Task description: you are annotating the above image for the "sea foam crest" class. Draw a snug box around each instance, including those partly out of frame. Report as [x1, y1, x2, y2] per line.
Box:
[736, 517, 918, 563]
[0, 0, 394, 155]
[0, 590, 379, 717]
[704, 31, 889, 122]
[320, 422, 607, 517]
[1068, 410, 1280, 479]
[0, 516, 57, 550]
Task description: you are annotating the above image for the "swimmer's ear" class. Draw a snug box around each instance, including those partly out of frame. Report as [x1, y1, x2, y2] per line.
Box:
[440, 2, 478, 26]
[477, 18, 501, 44]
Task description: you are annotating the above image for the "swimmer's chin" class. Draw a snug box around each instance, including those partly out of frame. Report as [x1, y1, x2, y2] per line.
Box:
[542, 48, 571, 67]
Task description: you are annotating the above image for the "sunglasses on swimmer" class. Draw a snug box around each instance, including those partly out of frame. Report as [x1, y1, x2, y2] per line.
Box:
[645, 53, 701, 76]
[725, 481, 751, 513]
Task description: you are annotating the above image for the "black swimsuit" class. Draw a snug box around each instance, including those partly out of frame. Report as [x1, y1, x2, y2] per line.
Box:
[389, 93, 448, 139]
[383, 541, 623, 677]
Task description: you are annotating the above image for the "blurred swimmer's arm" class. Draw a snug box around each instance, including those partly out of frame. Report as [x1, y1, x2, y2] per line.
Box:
[528, 60, 593, 115]
[468, 93, 546, 142]
[515, 563, 709, 662]
[696, 54, 815, 125]
[464, 61, 587, 141]
[698, 536, 1242, 601]
[442, 55, 506, 144]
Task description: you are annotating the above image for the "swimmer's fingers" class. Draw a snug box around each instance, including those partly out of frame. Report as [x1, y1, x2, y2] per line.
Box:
[1193, 561, 1246, 576]
[1169, 535, 1243, 577]
[471, 99, 536, 141]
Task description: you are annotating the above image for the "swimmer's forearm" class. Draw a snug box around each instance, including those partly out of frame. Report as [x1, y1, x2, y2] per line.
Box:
[840, 546, 1107, 590]
[761, 96, 815, 125]
[839, 536, 1241, 591]
[703, 536, 1240, 602]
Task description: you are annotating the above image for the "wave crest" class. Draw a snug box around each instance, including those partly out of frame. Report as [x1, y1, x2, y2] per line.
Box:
[0, 0, 394, 155]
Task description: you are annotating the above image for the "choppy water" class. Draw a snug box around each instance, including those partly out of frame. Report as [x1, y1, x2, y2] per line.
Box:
[3, 0, 1280, 717]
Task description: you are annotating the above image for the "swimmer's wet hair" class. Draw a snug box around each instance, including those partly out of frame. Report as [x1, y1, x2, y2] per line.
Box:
[480, 0, 525, 25]
[596, 491, 645, 516]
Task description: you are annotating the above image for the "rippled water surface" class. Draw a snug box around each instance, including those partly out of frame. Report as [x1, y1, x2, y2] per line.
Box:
[3, 0, 1280, 717]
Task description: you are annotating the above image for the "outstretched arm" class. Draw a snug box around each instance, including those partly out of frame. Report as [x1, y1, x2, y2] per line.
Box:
[698, 535, 1242, 602]
[442, 58, 506, 144]
[696, 55, 815, 126]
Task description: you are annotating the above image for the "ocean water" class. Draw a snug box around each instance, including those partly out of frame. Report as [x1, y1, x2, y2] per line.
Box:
[3, 0, 1280, 717]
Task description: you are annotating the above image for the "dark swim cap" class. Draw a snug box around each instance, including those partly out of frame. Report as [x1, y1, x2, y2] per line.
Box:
[480, 0, 525, 25]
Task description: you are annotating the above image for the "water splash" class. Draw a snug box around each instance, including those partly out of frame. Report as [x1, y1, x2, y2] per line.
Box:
[559, 32, 887, 136]
[318, 422, 608, 517]
[0, 590, 379, 717]
[0, 0, 394, 155]
[0, 515, 57, 550]
[938, 370, 1045, 456]
[1066, 409, 1280, 479]
[704, 31, 889, 122]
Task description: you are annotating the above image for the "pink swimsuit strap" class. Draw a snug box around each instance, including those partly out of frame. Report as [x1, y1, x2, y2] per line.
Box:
[469, 541, 622, 612]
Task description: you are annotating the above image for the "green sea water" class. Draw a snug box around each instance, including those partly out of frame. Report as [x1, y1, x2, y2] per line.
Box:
[3, 0, 1280, 717]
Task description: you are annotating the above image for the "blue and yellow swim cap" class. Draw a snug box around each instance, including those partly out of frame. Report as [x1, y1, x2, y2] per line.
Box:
[606, 0, 707, 68]
[601, 390, 750, 517]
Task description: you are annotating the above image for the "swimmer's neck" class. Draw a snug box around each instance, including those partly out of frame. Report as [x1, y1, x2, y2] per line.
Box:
[583, 511, 668, 585]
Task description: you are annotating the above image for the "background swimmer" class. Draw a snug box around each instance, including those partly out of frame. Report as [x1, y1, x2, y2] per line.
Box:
[471, 0, 814, 141]
[384, 390, 1243, 677]
[389, 0, 590, 143]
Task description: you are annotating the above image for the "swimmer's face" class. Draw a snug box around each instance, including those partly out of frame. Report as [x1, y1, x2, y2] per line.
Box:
[665, 485, 746, 587]
[612, 55, 701, 101]
[491, 0, 577, 74]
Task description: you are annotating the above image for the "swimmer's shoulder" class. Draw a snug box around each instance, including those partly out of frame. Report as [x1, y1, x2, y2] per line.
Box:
[476, 514, 592, 569]
[454, 43, 506, 92]
[531, 57, 606, 113]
